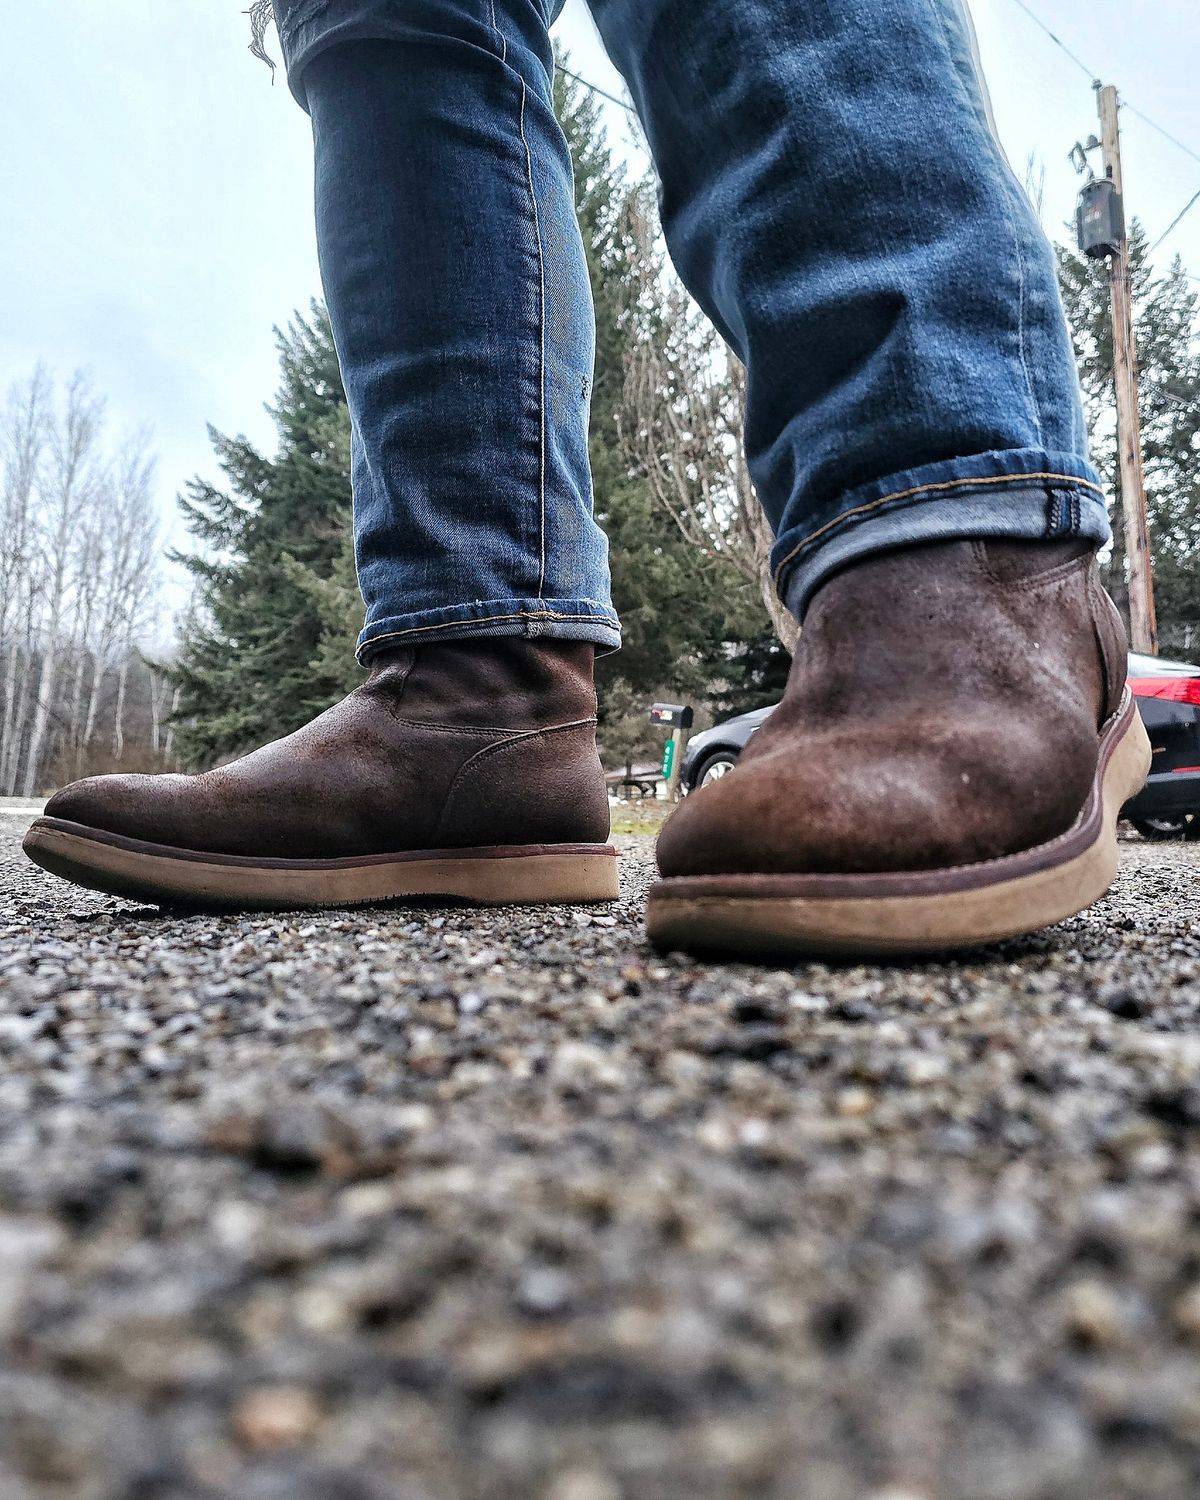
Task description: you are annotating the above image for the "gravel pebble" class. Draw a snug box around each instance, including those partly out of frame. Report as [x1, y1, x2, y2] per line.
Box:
[233, 1384, 325, 1451]
[1, 824, 1200, 1497]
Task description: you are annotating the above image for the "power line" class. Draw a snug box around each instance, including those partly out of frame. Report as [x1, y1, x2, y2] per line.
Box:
[565, 4, 1200, 259]
[1150, 188, 1200, 254]
[566, 6, 1200, 192]
[575, 3, 1200, 188]
[1125, 104, 1200, 171]
[567, 5, 1200, 259]
[1002, 0, 1200, 264]
[1002, 0, 1200, 172]
[556, 64, 636, 117]
[1004, 0, 1097, 81]
[1142, 376, 1198, 410]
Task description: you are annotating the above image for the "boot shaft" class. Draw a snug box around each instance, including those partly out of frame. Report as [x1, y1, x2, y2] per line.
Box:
[366, 639, 598, 730]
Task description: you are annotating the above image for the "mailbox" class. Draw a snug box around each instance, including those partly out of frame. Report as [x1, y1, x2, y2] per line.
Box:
[649, 703, 694, 729]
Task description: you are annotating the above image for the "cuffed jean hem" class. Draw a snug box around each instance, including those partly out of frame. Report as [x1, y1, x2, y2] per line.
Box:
[273, 11, 393, 111]
[773, 450, 1110, 622]
[274, 5, 511, 112]
[356, 599, 623, 664]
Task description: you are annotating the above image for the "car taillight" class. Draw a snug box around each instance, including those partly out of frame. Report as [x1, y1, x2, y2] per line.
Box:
[1128, 676, 1200, 705]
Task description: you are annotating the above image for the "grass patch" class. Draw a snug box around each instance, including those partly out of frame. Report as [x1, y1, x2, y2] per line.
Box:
[609, 799, 673, 836]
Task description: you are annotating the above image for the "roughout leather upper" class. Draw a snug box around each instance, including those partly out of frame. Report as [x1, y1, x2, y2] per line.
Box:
[656, 538, 1129, 879]
[44, 640, 610, 858]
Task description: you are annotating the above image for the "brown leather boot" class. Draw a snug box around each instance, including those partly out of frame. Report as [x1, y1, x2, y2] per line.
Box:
[23, 639, 618, 909]
[648, 539, 1151, 958]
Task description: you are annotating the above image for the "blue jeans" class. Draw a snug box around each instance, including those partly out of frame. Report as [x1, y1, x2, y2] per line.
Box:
[273, 0, 1108, 663]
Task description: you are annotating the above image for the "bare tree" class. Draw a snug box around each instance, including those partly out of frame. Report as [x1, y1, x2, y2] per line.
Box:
[0, 368, 169, 794]
[78, 436, 160, 762]
[0, 368, 50, 794]
[147, 669, 178, 756]
[21, 375, 106, 795]
[618, 191, 799, 653]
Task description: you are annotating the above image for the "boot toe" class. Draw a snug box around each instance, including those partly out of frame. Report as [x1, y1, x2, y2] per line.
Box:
[43, 775, 182, 844]
[657, 715, 1097, 879]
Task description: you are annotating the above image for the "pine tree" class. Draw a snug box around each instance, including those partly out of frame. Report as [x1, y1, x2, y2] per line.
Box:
[169, 305, 355, 765]
[172, 77, 784, 771]
[553, 62, 774, 757]
[1057, 226, 1200, 655]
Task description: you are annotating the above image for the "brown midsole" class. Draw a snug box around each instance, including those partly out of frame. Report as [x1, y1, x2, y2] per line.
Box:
[646, 692, 1152, 957]
[22, 820, 620, 909]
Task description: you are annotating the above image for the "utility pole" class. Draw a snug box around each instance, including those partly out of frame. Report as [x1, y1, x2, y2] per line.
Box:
[1096, 83, 1158, 655]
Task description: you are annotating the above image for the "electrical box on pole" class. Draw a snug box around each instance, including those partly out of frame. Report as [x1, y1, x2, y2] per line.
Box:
[1076, 177, 1124, 259]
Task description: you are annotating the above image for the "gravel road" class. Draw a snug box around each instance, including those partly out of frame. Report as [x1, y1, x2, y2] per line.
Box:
[2, 812, 1200, 1500]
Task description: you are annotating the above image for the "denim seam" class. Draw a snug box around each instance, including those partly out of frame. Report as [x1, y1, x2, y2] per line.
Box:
[488, 0, 548, 600]
[771, 470, 1106, 589]
[1007, 171, 1037, 445]
[524, 81, 548, 599]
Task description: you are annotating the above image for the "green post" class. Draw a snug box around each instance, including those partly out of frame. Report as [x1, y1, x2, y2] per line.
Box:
[664, 728, 685, 802]
[649, 703, 693, 803]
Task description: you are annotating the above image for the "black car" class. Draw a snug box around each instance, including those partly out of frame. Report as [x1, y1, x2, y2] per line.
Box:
[1124, 650, 1200, 837]
[681, 650, 1200, 840]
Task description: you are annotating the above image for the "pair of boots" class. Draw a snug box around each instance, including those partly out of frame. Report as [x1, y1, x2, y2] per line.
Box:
[23, 540, 1150, 958]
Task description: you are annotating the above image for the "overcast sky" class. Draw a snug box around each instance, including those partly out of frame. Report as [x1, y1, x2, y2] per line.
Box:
[2, 0, 1198, 610]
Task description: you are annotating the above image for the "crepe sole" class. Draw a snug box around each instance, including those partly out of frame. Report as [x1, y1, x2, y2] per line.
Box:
[646, 692, 1152, 960]
[21, 821, 620, 910]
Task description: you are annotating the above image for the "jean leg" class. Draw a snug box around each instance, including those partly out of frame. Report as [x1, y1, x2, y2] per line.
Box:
[273, 1, 619, 659]
[586, 0, 1109, 620]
